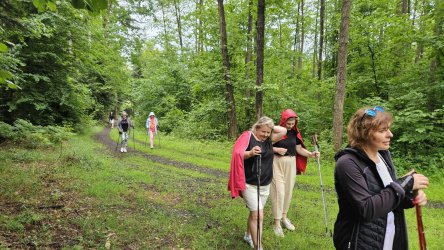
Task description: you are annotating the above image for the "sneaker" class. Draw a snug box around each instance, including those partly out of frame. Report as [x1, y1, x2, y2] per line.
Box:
[124, 148, 127, 152]
[120, 148, 124, 152]
[273, 226, 285, 237]
[282, 218, 295, 231]
[243, 232, 254, 249]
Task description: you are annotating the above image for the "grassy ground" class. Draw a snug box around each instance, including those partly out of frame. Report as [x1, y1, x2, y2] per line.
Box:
[0, 126, 443, 249]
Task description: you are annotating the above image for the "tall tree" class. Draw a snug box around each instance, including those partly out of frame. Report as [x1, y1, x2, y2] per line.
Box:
[217, 0, 238, 138]
[195, 0, 204, 53]
[173, 0, 183, 52]
[297, 0, 305, 72]
[245, 0, 254, 128]
[312, 0, 319, 78]
[333, 0, 352, 151]
[256, 0, 266, 119]
[317, 0, 325, 80]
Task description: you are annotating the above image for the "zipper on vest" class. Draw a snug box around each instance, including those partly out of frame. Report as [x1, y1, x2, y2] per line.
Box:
[347, 223, 356, 249]
[347, 221, 360, 250]
[354, 223, 360, 250]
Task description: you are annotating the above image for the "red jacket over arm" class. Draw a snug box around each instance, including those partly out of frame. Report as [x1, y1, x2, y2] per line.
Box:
[228, 131, 251, 198]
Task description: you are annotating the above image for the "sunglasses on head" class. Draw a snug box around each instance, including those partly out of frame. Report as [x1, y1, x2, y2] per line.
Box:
[365, 106, 384, 117]
[359, 106, 384, 126]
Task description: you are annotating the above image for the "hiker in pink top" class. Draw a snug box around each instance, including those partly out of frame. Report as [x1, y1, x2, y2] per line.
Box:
[145, 112, 158, 149]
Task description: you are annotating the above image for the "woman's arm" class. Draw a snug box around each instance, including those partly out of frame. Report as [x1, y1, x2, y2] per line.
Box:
[296, 144, 319, 158]
[335, 156, 404, 222]
[270, 125, 287, 143]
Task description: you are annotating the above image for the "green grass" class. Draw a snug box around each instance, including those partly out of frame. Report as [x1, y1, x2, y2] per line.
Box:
[0, 126, 443, 249]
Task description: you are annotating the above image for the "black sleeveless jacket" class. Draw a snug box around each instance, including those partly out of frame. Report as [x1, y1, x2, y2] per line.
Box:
[333, 148, 415, 250]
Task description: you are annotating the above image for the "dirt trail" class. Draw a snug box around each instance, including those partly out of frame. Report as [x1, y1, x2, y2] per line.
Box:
[94, 127, 228, 179]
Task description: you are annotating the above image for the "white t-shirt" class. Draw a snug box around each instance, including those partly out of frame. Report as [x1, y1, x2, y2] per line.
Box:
[376, 153, 395, 250]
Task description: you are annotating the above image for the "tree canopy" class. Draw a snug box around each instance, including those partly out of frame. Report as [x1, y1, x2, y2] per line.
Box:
[1, 0, 443, 171]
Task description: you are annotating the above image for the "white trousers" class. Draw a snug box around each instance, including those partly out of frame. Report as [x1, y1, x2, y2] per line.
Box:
[270, 155, 296, 220]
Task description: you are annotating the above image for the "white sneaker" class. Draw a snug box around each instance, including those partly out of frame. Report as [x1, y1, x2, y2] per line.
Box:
[120, 147, 124, 152]
[273, 226, 285, 237]
[282, 218, 295, 231]
[243, 232, 254, 249]
[124, 148, 127, 152]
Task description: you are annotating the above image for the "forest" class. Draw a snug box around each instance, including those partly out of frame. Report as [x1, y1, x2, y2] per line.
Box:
[1, 0, 444, 248]
[2, 0, 444, 170]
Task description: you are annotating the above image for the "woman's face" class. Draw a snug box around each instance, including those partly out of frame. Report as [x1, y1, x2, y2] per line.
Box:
[368, 123, 393, 151]
[285, 119, 296, 130]
[254, 125, 272, 141]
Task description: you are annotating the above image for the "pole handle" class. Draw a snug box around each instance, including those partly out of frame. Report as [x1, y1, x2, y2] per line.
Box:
[312, 133, 320, 151]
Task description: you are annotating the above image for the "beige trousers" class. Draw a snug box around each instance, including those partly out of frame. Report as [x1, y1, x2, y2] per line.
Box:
[270, 155, 296, 220]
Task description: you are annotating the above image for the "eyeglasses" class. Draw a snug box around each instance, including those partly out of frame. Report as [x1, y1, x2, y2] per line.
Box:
[365, 106, 384, 117]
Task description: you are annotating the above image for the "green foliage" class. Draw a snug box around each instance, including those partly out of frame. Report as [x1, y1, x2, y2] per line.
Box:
[0, 0, 130, 129]
[71, 0, 108, 12]
[0, 119, 73, 148]
[32, 0, 108, 13]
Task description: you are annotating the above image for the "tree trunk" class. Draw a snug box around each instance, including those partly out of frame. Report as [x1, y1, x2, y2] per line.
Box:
[293, 1, 300, 76]
[312, 0, 319, 78]
[333, 0, 352, 151]
[173, 0, 183, 52]
[298, 0, 305, 72]
[428, 0, 444, 111]
[217, 0, 238, 138]
[160, 2, 169, 50]
[400, 0, 409, 14]
[317, 0, 325, 80]
[195, 0, 204, 53]
[255, 0, 266, 120]
[245, 0, 254, 128]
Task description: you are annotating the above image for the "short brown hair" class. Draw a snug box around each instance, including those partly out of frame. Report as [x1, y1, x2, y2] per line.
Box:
[347, 107, 393, 149]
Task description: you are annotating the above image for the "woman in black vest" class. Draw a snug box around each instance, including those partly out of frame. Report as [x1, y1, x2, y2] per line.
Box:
[117, 111, 132, 153]
[333, 106, 429, 250]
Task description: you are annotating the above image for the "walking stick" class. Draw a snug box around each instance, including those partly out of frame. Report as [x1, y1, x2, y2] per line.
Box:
[256, 154, 262, 250]
[312, 134, 331, 237]
[416, 203, 427, 250]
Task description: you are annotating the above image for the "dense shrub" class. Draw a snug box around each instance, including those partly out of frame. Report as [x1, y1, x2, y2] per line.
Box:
[0, 119, 73, 148]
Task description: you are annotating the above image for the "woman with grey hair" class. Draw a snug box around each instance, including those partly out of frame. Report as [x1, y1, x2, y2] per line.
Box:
[228, 116, 287, 250]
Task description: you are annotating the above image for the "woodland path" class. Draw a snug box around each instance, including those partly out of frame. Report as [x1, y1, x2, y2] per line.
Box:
[94, 127, 228, 179]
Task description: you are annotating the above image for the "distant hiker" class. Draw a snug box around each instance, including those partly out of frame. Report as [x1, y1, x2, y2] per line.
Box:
[270, 109, 319, 237]
[228, 116, 286, 250]
[109, 112, 114, 128]
[333, 106, 429, 249]
[145, 111, 158, 149]
[117, 111, 133, 153]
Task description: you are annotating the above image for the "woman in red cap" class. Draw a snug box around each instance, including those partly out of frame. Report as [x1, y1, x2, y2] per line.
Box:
[270, 109, 319, 237]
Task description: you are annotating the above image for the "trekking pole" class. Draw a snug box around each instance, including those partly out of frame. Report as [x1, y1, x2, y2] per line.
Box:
[416, 203, 427, 250]
[256, 154, 262, 250]
[312, 133, 331, 237]
[145, 129, 148, 148]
